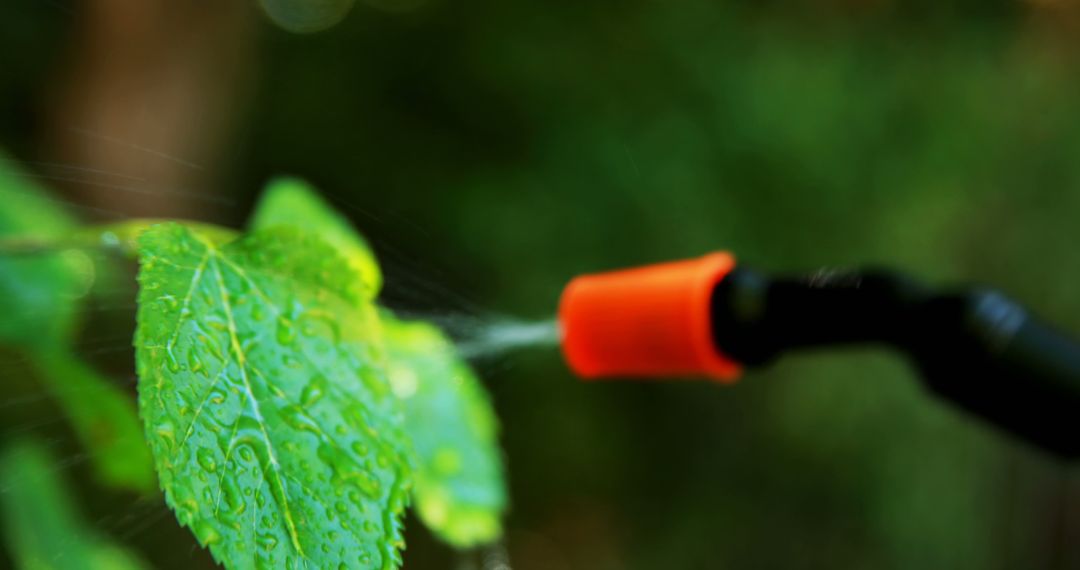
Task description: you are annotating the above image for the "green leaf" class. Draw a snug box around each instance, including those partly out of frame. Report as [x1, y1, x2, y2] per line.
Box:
[381, 314, 507, 547]
[250, 178, 382, 299]
[0, 152, 91, 347]
[247, 179, 509, 547]
[31, 351, 155, 494]
[135, 223, 412, 569]
[0, 439, 150, 570]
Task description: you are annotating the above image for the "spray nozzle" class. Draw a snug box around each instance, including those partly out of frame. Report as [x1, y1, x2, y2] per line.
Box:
[557, 252, 742, 382]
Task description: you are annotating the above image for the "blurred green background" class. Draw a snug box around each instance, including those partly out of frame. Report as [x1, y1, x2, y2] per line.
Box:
[1, 0, 1079, 568]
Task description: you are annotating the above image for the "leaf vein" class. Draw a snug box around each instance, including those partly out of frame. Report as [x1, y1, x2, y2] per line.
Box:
[209, 255, 307, 560]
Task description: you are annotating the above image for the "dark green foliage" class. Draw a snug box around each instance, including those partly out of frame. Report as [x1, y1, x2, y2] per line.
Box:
[0, 154, 154, 494]
[0, 440, 149, 570]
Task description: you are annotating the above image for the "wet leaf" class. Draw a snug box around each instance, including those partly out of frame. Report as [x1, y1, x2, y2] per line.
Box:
[382, 314, 507, 547]
[0, 439, 149, 570]
[249, 179, 508, 548]
[250, 178, 381, 299]
[135, 223, 411, 569]
[31, 351, 155, 494]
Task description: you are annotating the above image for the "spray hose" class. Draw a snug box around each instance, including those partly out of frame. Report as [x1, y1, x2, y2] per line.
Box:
[558, 253, 1080, 458]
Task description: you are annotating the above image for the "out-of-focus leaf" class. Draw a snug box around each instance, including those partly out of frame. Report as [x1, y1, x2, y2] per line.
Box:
[0, 152, 90, 347]
[382, 314, 506, 547]
[249, 177, 382, 299]
[135, 223, 412, 569]
[0, 153, 150, 495]
[31, 351, 154, 494]
[0, 439, 149, 570]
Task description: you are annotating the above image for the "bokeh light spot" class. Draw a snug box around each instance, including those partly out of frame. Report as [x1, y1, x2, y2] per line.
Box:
[259, 0, 356, 33]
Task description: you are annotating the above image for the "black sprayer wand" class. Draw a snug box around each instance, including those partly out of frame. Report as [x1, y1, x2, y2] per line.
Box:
[558, 253, 1080, 458]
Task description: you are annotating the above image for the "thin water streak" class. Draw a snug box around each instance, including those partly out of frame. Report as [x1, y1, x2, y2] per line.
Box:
[69, 127, 205, 171]
[451, 316, 559, 360]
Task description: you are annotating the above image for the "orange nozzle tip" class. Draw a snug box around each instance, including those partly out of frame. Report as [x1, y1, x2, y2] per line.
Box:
[558, 252, 743, 383]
